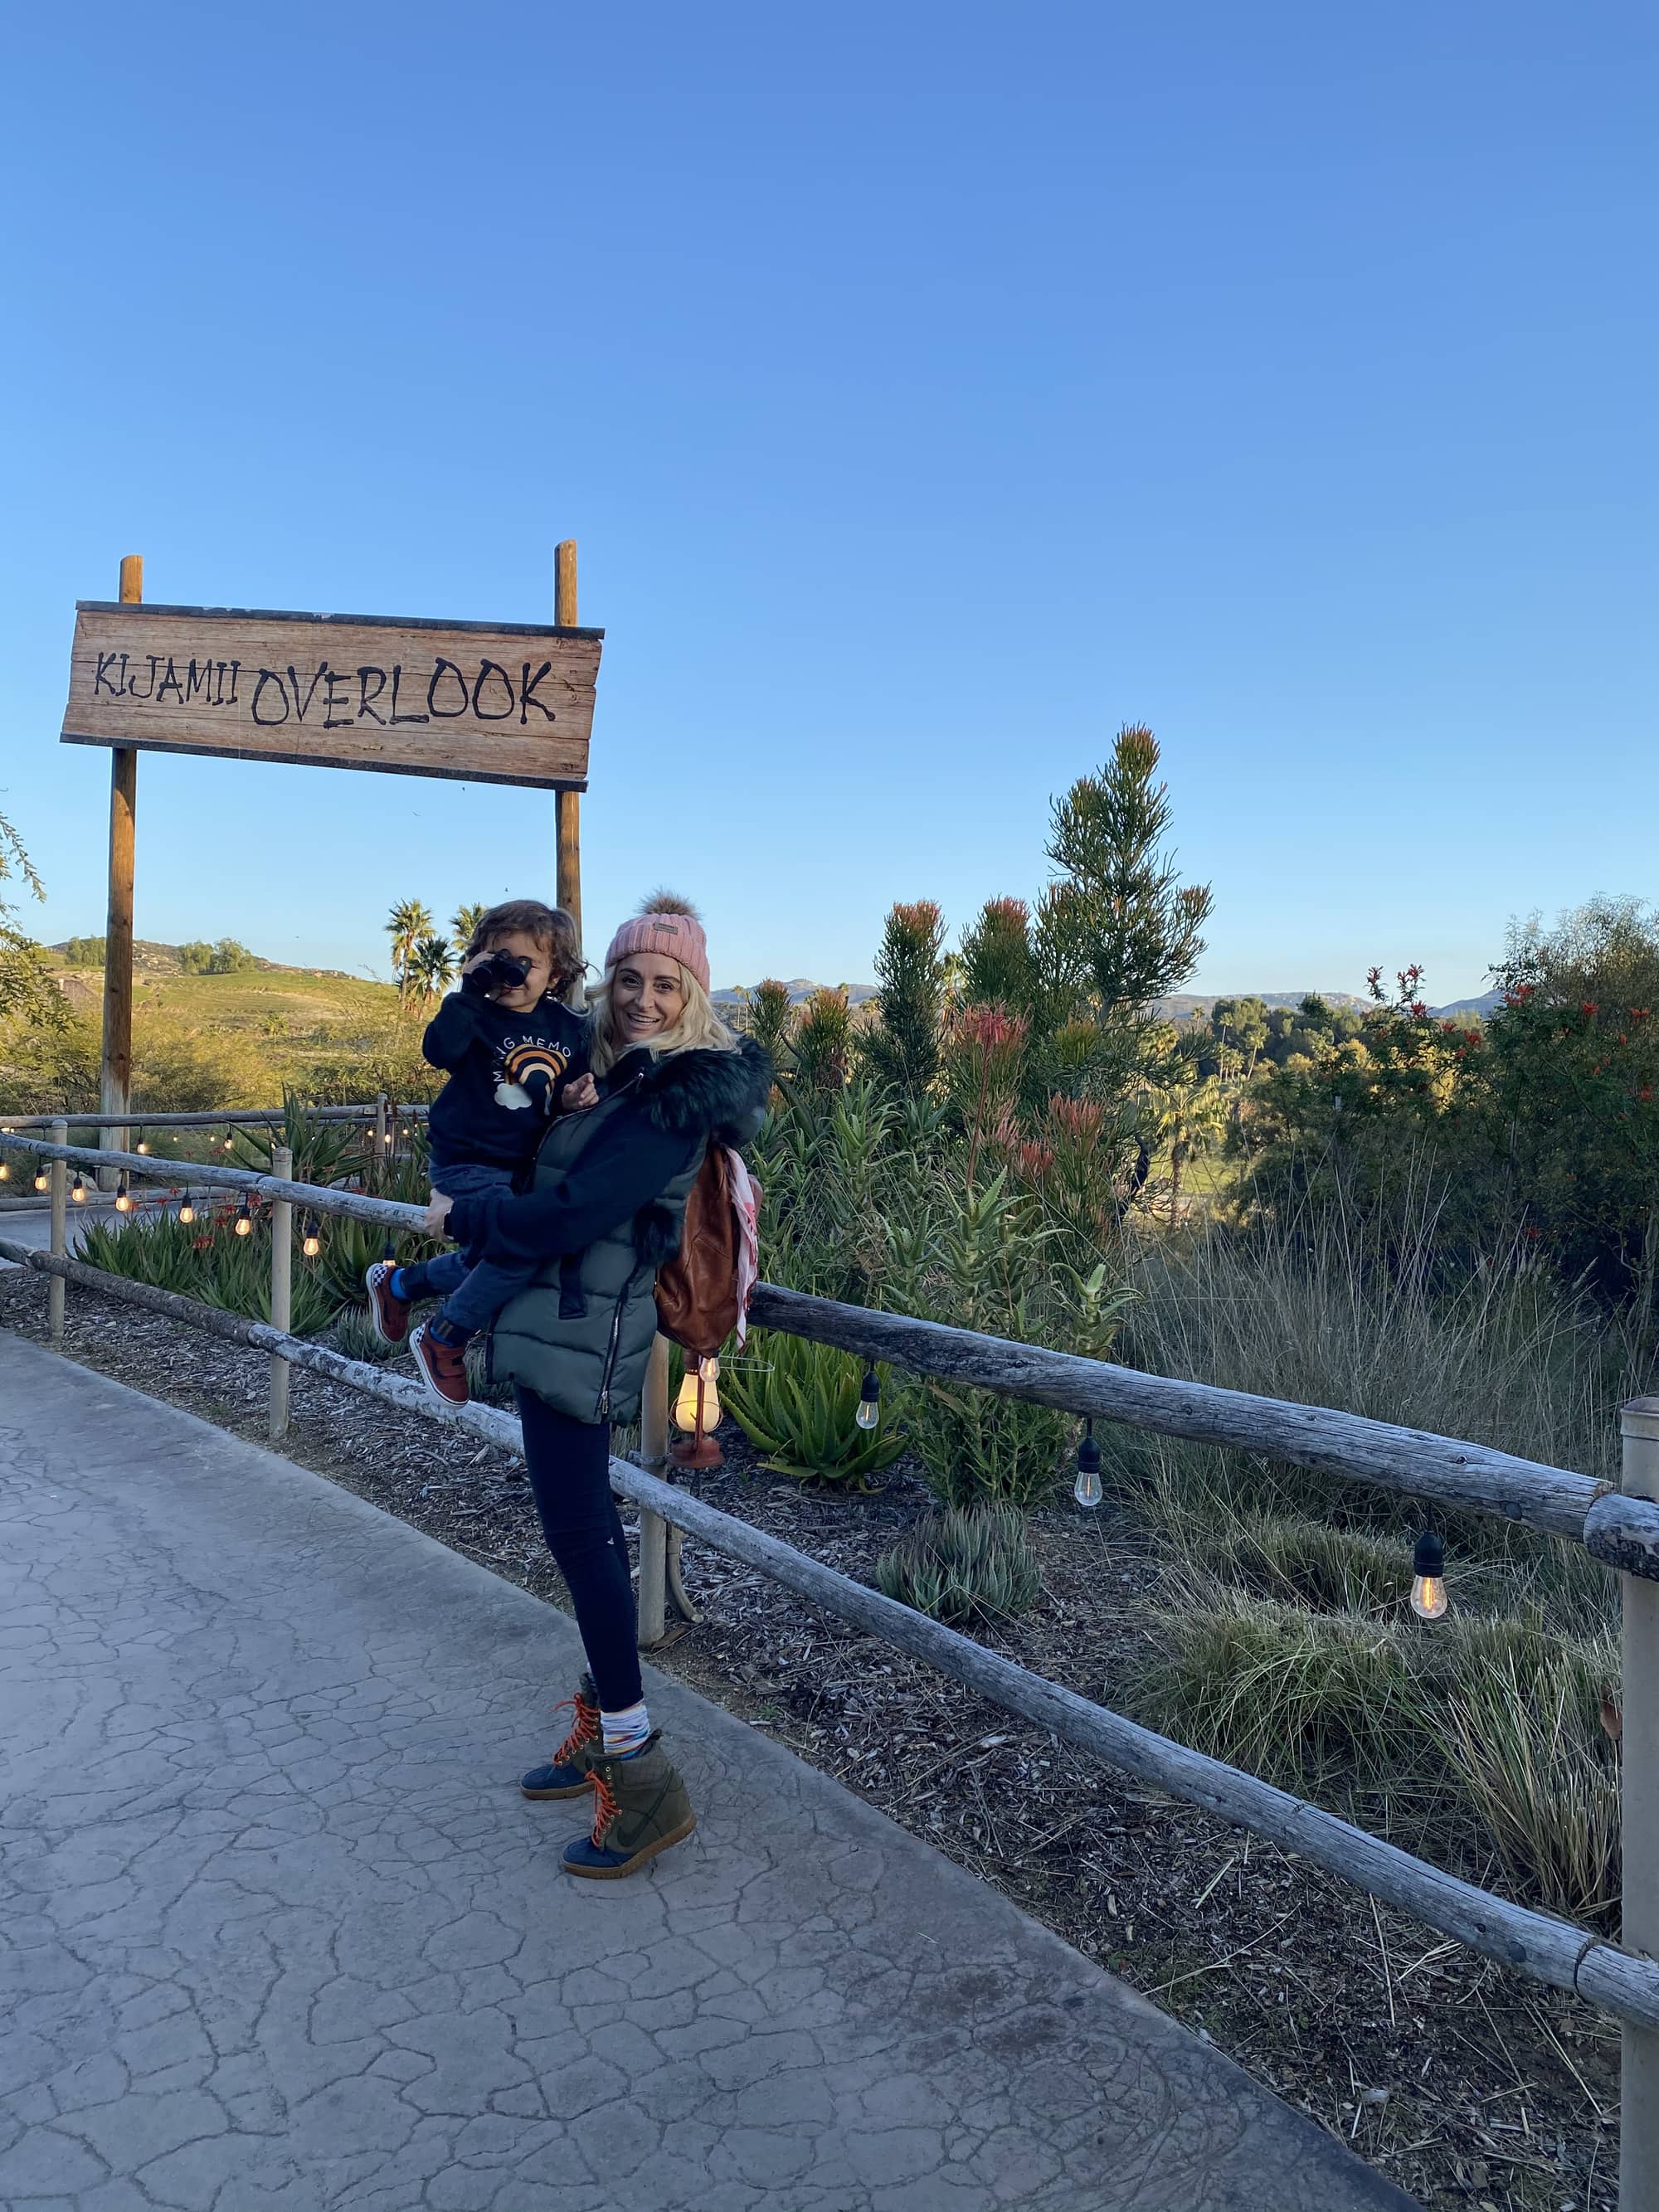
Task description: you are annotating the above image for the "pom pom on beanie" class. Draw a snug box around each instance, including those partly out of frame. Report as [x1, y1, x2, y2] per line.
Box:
[604, 893, 710, 995]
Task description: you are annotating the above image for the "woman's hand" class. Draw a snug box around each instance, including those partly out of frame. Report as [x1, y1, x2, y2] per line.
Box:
[559, 1072, 600, 1113]
[424, 1190, 455, 1238]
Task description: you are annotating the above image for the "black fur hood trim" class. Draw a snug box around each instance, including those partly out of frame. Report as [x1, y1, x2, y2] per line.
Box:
[618, 1033, 773, 1140]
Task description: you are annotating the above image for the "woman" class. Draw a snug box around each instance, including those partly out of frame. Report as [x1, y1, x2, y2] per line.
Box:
[423, 895, 771, 1879]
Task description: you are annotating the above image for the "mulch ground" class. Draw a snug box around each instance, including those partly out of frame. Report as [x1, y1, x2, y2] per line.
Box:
[0, 1266, 1620, 2212]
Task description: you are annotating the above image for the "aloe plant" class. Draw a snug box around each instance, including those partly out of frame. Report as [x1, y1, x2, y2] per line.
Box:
[719, 1328, 905, 1489]
[876, 1505, 1040, 1626]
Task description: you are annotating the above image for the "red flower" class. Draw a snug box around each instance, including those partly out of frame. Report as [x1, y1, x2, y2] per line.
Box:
[1642, 1087, 1653, 1103]
[1582, 1001, 1600, 1015]
[1525, 1227, 1541, 1240]
[1634, 1009, 1651, 1022]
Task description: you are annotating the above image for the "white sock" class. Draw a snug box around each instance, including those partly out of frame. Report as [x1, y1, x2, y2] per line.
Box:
[601, 1699, 651, 1757]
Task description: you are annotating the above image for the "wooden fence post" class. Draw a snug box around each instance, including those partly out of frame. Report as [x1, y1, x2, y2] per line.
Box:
[97, 554, 142, 1190]
[372, 1093, 388, 1159]
[553, 539, 584, 1009]
[269, 1145, 292, 1440]
[47, 1118, 67, 1344]
[1623, 1396, 1659, 2212]
[636, 1335, 671, 1646]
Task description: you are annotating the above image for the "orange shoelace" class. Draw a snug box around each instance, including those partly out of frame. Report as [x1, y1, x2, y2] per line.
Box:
[550, 1691, 600, 1767]
[588, 1767, 620, 1846]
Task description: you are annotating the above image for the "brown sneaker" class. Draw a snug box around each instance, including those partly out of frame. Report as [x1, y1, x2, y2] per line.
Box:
[561, 1733, 697, 1879]
[363, 1260, 411, 1346]
[411, 1321, 470, 1407]
[522, 1673, 601, 1799]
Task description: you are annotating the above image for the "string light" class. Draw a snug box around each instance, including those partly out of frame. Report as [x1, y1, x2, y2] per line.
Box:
[33, 1165, 50, 1194]
[135, 1137, 149, 1155]
[178, 1195, 196, 1225]
[71, 1174, 86, 1205]
[0, 1157, 9, 1181]
[1073, 1419, 1103, 1510]
[301, 1215, 322, 1259]
[856, 1368, 881, 1432]
[1410, 1529, 1448, 1621]
[234, 1195, 253, 1237]
[114, 1174, 133, 1213]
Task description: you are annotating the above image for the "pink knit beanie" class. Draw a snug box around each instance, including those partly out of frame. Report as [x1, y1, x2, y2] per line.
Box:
[603, 896, 711, 995]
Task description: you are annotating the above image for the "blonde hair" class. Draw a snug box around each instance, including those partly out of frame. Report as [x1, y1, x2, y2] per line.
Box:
[589, 962, 738, 1076]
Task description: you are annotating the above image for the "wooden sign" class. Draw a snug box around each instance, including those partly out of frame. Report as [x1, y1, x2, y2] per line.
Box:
[60, 601, 603, 790]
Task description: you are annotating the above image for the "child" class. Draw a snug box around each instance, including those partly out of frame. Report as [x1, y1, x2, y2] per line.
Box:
[365, 898, 596, 1406]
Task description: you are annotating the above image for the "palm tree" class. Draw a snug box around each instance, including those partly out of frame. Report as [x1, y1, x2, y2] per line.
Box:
[386, 898, 434, 1008]
[450, 902, 488, 954]
[410, 933, 457, 1005]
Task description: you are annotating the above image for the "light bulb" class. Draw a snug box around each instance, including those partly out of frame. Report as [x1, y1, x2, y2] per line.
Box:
[234, 1198, 253, 1237]
[1410, 1529, 1448, 1621]
[178, 1198, 196, 1225]
[302, 1220, 322, 1258]
[71, 1174, 86, 1203]
[136, 1140, 149, 1155]
[1073, 1423, 1103, 1510]
[673, 1363, 722, 1434]
[0, 1159, 10, 1181]
[114, 1176, 132, 1213]
[856, 1369, 881, 1431]
[33, 1167, 50, 1193]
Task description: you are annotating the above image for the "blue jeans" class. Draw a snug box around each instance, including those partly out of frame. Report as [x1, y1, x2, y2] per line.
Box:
[416, 1157, 539, 1337]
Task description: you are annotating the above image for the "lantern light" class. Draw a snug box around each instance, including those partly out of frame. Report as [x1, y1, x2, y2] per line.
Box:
[856, 1368, 881, 1432]
[671, 1356, 725, 1469]
[1410, 1529, 1448, 1621]
[1073, 1420, 1103, 1510]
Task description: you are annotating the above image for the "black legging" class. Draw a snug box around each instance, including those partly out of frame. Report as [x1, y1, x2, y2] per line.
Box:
[515, 1387, 643, 1711]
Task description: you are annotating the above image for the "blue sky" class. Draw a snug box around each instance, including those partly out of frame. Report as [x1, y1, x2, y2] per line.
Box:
[1, 3, 1652, 1002]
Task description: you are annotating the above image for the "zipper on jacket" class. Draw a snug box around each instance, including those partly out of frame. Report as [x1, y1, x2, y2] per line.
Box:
[595, 1299, 625, 1420]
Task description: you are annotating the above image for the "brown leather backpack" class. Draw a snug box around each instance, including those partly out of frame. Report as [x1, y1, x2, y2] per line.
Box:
[654, 1146, 743, 1360]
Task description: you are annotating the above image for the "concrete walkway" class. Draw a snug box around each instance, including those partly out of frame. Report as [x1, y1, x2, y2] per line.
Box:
[0, 1332, 1416, 2212]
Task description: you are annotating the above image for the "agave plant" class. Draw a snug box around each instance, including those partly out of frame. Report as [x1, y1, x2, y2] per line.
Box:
[230, 1092, 363, 1189]
[876, 1505, 1040, 1626]
[719, 1329, 905, 1489]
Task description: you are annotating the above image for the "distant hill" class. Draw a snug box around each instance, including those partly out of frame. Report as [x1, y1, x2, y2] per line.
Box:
[1429, 989, 1502, 1020]
[49, 939, 362, 983]
[713, 980, 878, 1008]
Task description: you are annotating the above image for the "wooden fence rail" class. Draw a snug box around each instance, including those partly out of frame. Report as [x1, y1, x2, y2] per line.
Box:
[3, 1222, 1658, 2046]
[5, 1129, 1657, 1578]
[0, 1102, 429, 1130]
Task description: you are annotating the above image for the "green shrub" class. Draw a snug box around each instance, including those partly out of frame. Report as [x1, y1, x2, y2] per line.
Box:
[77, 1206, 337, 1334]
[1433, 1624, 1621, 1928]
[231, 1095, 366, 1188]
[876, 1504, 1040, 1626]
[719, 1329, 905, 1488]
[315, 1211, 439, 1313]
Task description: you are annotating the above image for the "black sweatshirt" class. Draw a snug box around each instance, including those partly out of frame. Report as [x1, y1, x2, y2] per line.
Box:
[422, 984, 590, 1168]
[443, 1060, 701, 1266]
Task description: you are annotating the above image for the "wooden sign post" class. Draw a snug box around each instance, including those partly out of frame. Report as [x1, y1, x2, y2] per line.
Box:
[61, 554, 604, 1151]
[98, 556, 143, 1184]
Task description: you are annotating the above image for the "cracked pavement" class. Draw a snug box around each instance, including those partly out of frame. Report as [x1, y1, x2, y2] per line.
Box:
[0, 1331, 1418, 2210]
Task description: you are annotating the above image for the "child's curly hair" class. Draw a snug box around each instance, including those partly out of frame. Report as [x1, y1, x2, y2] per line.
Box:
[465, 900, 582, 997]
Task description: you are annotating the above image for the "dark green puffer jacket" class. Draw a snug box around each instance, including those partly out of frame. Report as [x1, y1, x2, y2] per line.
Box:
[454, 1035, 771, 1426]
